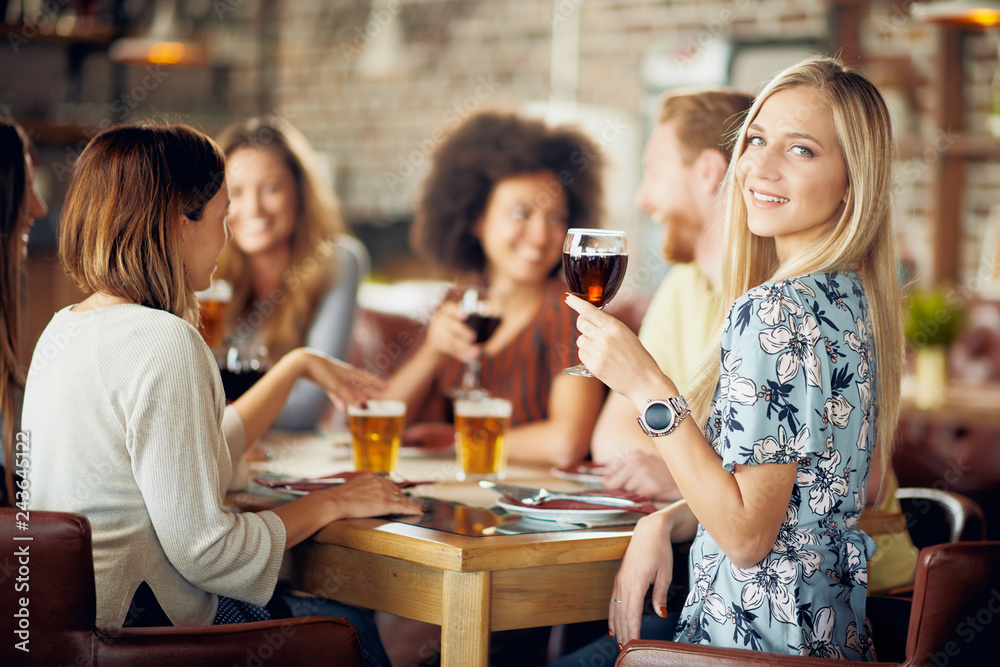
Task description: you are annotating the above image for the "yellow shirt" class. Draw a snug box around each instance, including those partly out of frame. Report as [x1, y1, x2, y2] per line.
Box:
[637, 263, 724, 393]
[867, 468, 919, 594]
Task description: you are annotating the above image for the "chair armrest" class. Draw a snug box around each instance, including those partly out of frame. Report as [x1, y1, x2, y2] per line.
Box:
[95, 616, 363, 667]
[614, 640, 876, 667]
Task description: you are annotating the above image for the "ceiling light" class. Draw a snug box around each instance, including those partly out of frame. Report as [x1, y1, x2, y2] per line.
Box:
[910, 0, 1000, 27]
[109, 0, 208, 67]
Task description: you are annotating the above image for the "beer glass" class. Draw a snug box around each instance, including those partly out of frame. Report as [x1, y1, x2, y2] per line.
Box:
[194, 279, 232, 350]
[562, 228, 628, 376]
[347, 400, 406, 474]
[454, 397, 512, 481]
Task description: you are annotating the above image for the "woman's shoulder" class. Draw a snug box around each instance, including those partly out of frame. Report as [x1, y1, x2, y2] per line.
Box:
[88, 305, 207, 362]
[727, 271, 864, 335]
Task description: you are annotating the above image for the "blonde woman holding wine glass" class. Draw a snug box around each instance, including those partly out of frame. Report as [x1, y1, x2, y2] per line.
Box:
[386, 110, 607, 466]
[558, 56, 902, 662]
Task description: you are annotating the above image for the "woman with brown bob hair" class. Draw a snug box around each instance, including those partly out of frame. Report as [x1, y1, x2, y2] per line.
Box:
[387, 110, 607, 465]
[214, 117, 369, 430]
[22, 123, 418, 664]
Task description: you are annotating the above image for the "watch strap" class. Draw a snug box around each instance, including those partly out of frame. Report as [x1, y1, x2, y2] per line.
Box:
[636, 396, 691, 437]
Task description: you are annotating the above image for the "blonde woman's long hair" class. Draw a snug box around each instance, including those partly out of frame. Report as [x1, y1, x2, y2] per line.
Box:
[686, 56, 903, 477]
[59, 123, 226, 324]
[214, 117, 346, 360]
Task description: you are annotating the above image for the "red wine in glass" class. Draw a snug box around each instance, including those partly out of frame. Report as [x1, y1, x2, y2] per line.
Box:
[563, 253, 628, 308]
[562, 228, 628, 376]
[219, 367, 266, 402]
[466, 313, 502, 343]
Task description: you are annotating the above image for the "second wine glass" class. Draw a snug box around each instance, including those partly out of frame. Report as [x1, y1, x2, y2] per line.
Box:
[458, 286, 502, 397]
[562, 228, 628, 377]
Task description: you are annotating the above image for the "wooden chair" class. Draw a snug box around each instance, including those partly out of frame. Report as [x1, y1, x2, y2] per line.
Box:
[615, 540, 1000, 666]
[0, 508, 364, 666]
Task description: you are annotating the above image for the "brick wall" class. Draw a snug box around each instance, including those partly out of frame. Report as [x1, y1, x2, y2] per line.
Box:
[263, 0, 999, 288]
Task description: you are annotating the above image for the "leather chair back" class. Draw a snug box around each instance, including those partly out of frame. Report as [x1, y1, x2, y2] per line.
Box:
[906, 541, 1000, 666]
[1, 508, 96, 665]
[1, 507, 364, 667]
[615, 541, 1000, 667]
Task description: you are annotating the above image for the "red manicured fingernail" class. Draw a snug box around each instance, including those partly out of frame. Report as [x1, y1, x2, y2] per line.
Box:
[617, 642, 623, 652]
[608, 628, 613, 638]
[563, 292, 570, 302]
[659, 605, 667, 617]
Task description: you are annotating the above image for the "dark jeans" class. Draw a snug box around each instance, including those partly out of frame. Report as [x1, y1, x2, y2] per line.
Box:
[546, 612, 679, 667]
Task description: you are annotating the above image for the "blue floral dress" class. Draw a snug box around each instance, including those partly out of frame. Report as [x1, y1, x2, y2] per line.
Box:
[674, 272, 878, 660]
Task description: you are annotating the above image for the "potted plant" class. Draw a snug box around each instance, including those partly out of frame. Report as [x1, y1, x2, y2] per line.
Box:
[904, 286, 965, 408]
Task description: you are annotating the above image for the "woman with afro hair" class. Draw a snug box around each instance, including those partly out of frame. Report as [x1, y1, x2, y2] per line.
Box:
[387, 110, 607, 466]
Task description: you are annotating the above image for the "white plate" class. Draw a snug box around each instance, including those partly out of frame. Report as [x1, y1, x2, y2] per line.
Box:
[496, 498, 629, 523]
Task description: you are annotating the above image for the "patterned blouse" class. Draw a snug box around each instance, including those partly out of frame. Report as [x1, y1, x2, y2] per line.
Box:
[675, 272, 878, 660]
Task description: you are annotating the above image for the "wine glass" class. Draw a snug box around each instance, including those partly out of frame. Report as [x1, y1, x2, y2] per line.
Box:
[562, 228, 628, 377]
[458, 286, 502, 398]
[218, 344, 271, 402]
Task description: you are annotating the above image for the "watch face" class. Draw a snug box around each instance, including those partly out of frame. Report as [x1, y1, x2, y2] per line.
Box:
[645, 402, 673, 431]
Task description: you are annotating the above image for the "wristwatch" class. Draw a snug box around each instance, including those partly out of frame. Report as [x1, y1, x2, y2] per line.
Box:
[636, 396, 691, 437]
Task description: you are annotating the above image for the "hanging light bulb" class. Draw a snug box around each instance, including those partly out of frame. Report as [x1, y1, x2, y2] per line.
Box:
[910, 0, 1000, 26]
[109, 0, 208, 67]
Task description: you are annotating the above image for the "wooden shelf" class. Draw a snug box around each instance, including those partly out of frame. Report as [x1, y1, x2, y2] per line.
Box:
[897, 134, 1000, 160]
[15, 117, 97, 145]
[0, 21, 115, 46]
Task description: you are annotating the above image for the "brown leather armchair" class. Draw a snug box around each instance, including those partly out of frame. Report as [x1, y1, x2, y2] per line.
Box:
[0, 508, 364, 666]
[615, 541, 1000, 667]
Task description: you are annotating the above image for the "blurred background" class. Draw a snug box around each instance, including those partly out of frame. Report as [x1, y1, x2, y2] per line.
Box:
[5, 3, 1000, 521]
[6, 1, 1000, 305]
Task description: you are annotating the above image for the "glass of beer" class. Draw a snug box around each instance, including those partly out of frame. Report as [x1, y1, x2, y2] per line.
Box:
[195, 279, 232, 350]
[454, 397, 512, 481]
[562, 228, 628, 376]
[348, 400, 406, 474]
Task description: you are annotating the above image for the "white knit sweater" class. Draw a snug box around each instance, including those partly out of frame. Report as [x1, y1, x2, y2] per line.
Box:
[23, 304, 286, 628]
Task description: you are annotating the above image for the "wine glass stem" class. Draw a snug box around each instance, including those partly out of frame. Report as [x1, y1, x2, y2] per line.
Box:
[461, 358, 482, 391]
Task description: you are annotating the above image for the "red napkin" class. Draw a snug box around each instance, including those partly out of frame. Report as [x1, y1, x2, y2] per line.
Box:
[501, 489, 655, 515]
[255, 471, 431, 492]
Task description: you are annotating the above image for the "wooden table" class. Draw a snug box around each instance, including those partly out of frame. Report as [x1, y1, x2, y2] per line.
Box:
[240, 432, 639, 667]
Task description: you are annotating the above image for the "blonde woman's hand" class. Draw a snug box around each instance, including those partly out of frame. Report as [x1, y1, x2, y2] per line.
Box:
[319, 472, 423, 519]
[609, 510, 675, 647]
[564, 294, 666, 401]
[292, 348, 387, 411]
[423, 300, 478, 362]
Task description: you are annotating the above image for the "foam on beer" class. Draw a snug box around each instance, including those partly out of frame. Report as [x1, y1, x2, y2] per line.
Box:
[348, 400, 406, 417]
[454, 398, 513, 418]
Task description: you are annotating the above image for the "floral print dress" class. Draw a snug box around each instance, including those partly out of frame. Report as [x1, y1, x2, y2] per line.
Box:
[673, 272, 878, 660]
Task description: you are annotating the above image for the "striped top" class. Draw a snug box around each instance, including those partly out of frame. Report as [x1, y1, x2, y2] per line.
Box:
[436, 279, 575, 426]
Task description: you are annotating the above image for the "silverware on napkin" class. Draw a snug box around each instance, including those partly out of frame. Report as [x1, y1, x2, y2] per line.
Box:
[479, 480, 643, 509]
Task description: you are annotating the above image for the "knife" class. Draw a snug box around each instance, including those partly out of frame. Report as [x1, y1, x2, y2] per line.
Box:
[479, 480, 643, 509]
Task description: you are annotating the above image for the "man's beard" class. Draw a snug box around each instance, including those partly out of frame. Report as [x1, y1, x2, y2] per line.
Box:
[658, 210, 702, 264]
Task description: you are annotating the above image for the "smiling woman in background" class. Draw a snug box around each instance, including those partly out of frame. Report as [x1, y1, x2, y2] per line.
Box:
[214, 117, 369, 430]
[0, 116, 47, 507]
[386, 110, 608, 466]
